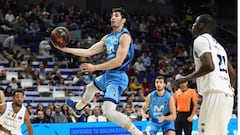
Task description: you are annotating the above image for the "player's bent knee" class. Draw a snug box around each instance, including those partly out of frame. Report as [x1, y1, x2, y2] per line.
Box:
[102, 101, 116, 117]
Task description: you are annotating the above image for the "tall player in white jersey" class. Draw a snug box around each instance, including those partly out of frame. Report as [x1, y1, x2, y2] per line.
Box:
[175, 14, 236, 135]
[0, 90, 34, 135]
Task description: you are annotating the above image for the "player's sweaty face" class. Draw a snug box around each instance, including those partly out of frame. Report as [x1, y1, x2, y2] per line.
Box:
[155, 79, 165, 91]
[192, 16, 201, 36]
[13, 92, 24, 107]
[111, 12, 122, 27]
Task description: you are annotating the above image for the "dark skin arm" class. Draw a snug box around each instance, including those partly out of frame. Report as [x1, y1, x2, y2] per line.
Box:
[227, 61, 236, 86]
[0, 104, 12, 135]
[0, 103, 6, 113]
[25, 111, 34, 135]
[175, 52, 214, 85]
[0, 125, 12, 135]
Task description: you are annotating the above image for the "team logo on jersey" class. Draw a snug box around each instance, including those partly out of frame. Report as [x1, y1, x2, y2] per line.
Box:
[153, 105, 164, 112]
[18, 116, 23, 120]
[107, 45, 114, 54]
[113, 39, 118, 45]
[12, 113, 16, 119]
[112, 90, 117, 97]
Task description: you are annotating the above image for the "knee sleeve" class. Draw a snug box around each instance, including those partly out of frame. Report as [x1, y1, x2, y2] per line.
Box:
[102, 101, 117, 115]
[102, 101, 129, 127]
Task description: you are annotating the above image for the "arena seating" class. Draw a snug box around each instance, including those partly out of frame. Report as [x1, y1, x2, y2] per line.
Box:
[6, 71, 18, 81]
[36, 55, 54, 62]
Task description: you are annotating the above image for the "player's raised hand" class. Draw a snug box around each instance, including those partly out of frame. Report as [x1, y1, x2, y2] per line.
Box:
[174, 74, 188, 87]
[50, 26, 71, 52]
[51, 40, 68, 52]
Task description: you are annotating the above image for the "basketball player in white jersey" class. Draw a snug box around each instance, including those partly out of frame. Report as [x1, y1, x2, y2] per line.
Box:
[175, 14, 236, 135]
[0, 90, 34, 135]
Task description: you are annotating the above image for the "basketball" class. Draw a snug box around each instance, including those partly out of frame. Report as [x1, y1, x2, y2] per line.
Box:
[51, 26, 71, 48]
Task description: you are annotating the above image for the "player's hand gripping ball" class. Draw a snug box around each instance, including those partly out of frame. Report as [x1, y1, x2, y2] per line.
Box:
[51, 26, 71, 48]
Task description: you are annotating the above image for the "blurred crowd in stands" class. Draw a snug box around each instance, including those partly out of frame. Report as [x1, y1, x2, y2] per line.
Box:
[0, 0, 237, 123]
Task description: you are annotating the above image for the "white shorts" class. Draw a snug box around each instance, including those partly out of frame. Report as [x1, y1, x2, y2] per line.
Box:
[198, 91, 233, 135]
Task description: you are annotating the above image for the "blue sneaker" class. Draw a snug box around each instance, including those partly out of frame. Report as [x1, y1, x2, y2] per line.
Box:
[66, 98, 81, 115]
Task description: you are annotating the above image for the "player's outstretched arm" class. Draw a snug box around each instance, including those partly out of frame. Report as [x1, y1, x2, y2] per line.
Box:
[52, 35, 106, 57]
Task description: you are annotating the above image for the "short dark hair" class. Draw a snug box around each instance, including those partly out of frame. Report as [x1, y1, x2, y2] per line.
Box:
[198, 14, 216, 35]
[112, 7, 129, 21]
[12, 89, 24, 96]
[156, 76, 165, 82]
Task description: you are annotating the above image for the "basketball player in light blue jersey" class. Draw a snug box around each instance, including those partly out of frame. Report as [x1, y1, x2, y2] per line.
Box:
[141, 76, 176, 135]
[53, 7, 146, 135]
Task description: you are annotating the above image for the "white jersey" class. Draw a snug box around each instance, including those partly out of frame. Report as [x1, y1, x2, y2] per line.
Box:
[0, 102, 26, 135]
[193, 33, 232, 95]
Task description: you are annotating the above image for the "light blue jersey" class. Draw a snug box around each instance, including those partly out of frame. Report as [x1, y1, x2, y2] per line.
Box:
[94, 28, 134, 104]
[149, 90, 171, 121]
[146, 90, 175, 134]
[105, 27, 134, 71]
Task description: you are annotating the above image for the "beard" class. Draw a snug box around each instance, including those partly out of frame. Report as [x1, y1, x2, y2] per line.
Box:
[15, 102, 22, 107]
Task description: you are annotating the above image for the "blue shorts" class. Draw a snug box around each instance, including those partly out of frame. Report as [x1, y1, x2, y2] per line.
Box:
[94, 70, 128, 104]
[146, 120, 175, 135]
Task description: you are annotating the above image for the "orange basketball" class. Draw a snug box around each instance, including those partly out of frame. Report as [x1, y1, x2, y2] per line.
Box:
[51, 26, 71, 47]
